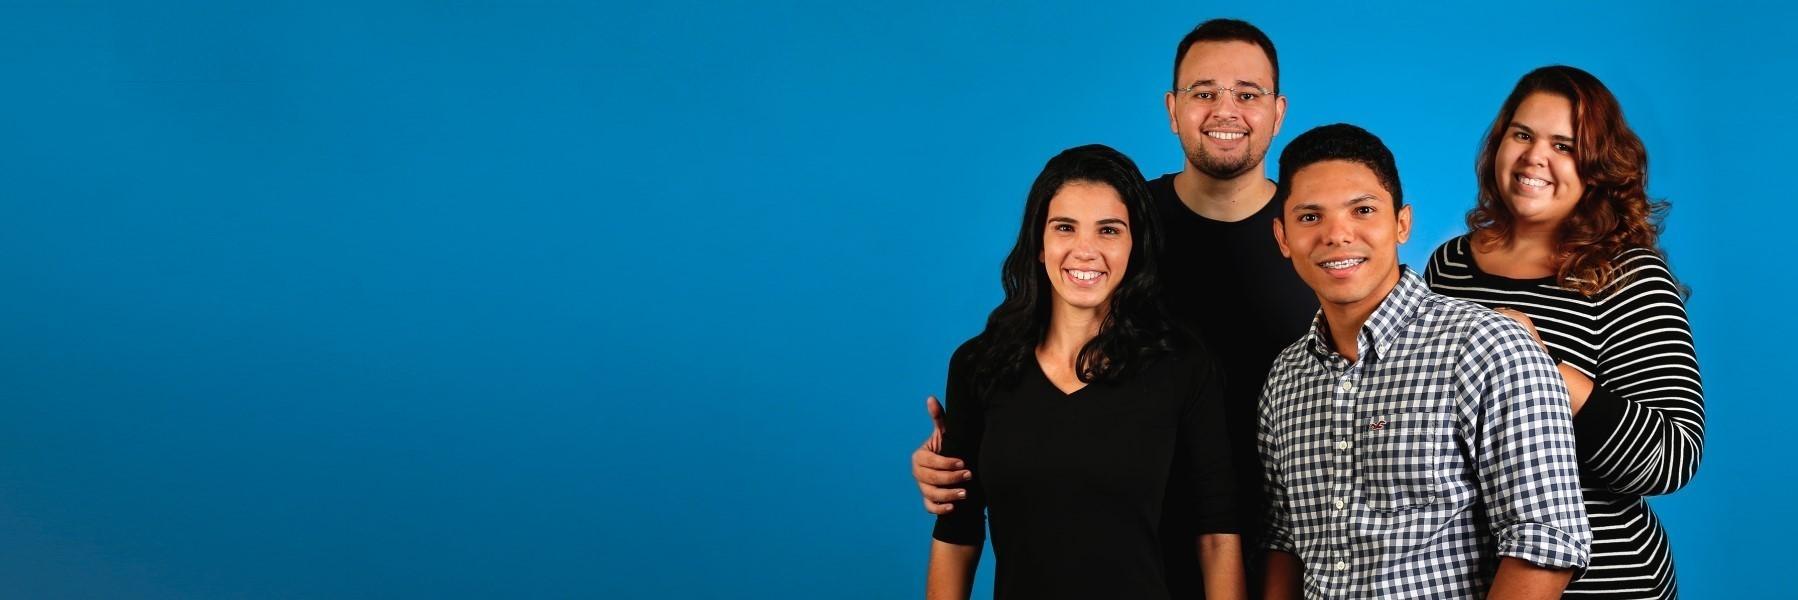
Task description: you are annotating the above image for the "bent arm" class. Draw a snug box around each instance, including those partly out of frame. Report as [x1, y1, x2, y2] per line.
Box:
[1465, 317, 1591, 570]
[1574, 257, 1705, 496]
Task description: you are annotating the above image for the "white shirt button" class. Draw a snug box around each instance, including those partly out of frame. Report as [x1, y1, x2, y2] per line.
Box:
[1333, 498, 1346, 510]
[1337, 440, 1351, 451]
[1340, 380, 1356, 393]
[1335, 561, 1348, 572]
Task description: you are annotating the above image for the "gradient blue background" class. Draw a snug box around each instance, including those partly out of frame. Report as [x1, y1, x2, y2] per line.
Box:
[1, 1, 1790, 597]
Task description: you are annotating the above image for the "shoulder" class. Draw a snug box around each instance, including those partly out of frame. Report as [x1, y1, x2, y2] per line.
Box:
[948, 337, 985, 375]
[1146, 172, 1180, 207]
[1415, 290, 1534, 353]
[1603, 246, 1679, 291]
[1424, 235, 1474, 272]
[1262, 330, 1317, 385]
[1149, 172, 1180, 189]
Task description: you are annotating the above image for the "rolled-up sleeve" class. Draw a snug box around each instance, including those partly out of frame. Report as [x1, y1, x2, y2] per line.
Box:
[1460, 315, 1591, 569]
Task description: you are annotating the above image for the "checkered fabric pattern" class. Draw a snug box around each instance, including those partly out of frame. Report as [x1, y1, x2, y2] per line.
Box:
[1258, 269, 1590, 599]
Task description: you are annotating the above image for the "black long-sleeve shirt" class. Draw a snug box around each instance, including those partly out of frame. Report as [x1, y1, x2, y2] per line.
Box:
[932, 345, 1238, 600]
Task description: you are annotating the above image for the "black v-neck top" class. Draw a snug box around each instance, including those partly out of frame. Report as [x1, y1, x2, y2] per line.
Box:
[932, 343, 1238, 599]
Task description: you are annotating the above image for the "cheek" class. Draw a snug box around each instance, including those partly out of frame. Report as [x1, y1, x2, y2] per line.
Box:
[1556, 162, 1583, 197]
[1106, 240, 1132, 272]
[1495, 144, 1520, 171]
[1181, 106, 1208, 125]
[1040, 238, 1062, 263]
[1282, 234, 1311, 258]
[1247, 112, 1270, 131]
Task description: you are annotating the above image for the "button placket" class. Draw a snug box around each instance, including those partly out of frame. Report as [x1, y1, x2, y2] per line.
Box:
[1326, 362, 1361, 583]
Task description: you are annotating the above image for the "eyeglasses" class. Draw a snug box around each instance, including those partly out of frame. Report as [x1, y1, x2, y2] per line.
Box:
[1172, 84, 1278, 106]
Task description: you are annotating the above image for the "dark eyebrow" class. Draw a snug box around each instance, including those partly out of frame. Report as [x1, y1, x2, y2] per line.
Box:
[1234, 80, 1266, 90]
[1181, 78, 1216, 89]
[1049, 216, 1129, 226]
[1291, 194, 1379, 213]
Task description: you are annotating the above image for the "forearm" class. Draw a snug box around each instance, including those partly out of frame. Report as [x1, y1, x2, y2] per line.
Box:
[1485, 557, 1573, 600]
[1197, 533, 1245, 600]
[926, 540, 981, 600]
[1263, 550, 1303, 600]
[1572, 381, 1706, 496]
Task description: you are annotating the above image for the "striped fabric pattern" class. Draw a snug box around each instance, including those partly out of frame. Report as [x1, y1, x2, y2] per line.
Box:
[1425, 235, 1706, 599]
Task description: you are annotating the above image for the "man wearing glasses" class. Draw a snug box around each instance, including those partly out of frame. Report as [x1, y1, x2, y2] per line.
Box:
[910, 19, 1317, 597]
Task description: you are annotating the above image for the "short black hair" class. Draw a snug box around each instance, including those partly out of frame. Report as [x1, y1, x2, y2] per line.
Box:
[1172, 19, 1279, 91]
[1273, 123, 1405, 213]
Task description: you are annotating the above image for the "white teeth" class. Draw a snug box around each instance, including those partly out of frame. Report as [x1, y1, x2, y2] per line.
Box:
[1206, 131, 1245, 140]
[1069, 270, 1102, 281]
[1517, 175, 1549, 188]
[1320, 258, 1366, 270]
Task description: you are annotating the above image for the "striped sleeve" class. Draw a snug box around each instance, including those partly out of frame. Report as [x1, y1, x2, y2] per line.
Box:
[1572, 249, 1706, 496]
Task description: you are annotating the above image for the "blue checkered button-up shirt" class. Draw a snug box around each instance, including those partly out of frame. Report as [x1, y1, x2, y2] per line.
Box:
[1258, 269, 1590, 599]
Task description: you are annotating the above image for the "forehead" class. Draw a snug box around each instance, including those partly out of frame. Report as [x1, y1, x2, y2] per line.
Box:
[1047, 180, 1128, 218]
[1512, 92, 1575, 133]
[1287, 160, 1392, 205]
[1176, 40, 1274, 83]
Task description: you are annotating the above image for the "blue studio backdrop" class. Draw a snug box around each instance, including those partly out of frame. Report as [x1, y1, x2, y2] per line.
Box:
[2, 1, 1791, 597]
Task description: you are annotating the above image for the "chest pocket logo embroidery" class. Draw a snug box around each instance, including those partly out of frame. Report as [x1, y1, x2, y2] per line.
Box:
[1359, 413, 1441, 512]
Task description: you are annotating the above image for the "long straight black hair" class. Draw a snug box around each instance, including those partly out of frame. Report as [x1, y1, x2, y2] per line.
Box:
[966, 144, 1184, 395]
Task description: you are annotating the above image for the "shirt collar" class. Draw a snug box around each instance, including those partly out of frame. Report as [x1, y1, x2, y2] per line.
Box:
[1305, 266, 1428, 364]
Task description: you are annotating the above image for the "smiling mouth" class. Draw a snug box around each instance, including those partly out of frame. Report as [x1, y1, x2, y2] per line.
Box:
[1515, 174, 1551, 189]
[1065, 269, 1106, 286]
[1206, 131, 1245, 141]
[1319, 258, 1367, 271]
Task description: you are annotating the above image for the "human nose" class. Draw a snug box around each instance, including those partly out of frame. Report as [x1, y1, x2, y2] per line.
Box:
[1211, 93, 1243, 119]
[1519, 139, 1551, 167]
[1072, 232, 1100, 259]
[1324, 214, 1355, 246]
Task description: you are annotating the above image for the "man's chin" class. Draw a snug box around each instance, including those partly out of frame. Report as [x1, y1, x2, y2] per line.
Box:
[1191, 152, 1261, 180]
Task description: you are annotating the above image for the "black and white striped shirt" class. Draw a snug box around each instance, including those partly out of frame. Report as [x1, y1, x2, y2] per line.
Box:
[1426, 236, 1705, 599]
[1258, 269, 1591, 599]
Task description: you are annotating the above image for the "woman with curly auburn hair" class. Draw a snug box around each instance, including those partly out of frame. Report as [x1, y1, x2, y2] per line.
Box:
[1424, 65, 1705, 599]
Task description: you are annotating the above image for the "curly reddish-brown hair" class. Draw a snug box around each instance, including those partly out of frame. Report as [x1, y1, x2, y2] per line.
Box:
[1468, 65, 1668, 297]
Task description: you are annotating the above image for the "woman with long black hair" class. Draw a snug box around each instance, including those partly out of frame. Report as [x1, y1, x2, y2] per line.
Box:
[925, 144, 1244, 600]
